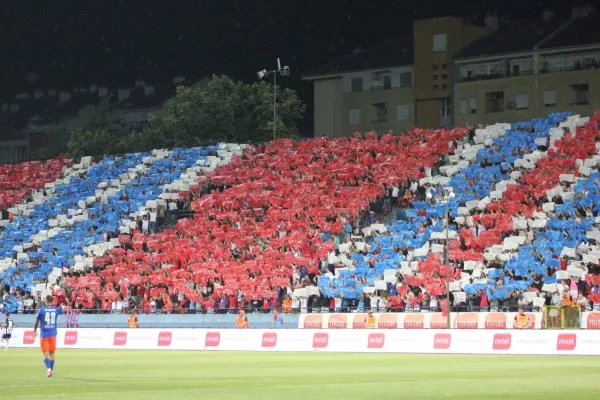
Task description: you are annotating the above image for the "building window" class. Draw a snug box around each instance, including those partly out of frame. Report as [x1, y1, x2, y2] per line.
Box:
[441, 74, 448, 80]
[545, 53, 600, 73]
[371, 103, 388, 122]
[396, 104, 410, 120]
[400, 72, 412, 87]
[460, 98, 468, 115]
[440, 98, 452, 127]
[469, 97, 477, 114]
[510, 59, 533, 76]
[442, 84, 448, 89]
[515, 93, 529, 109]
[383, 75, 392, 89]
[433, 33, 448, 52]
[570, 84, 589, 105]
[441, 64, 448, 69]
[433, 84, 439, 90]
[543, 90, 557, 107]
[433, 65, 439, 70]
[462, 62, 504, 81]
[370, 73, 392, 90]
[17, 146, 28, 162]
[351, 77, 363, 92]
[485, 91, 504, 113]
[433, 75, 439, 80]
[348, 109, 361, 125]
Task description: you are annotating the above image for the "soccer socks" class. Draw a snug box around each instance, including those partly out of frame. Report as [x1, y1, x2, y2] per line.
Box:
[43, 358, 50, 369]
[50, 360, 55, 370]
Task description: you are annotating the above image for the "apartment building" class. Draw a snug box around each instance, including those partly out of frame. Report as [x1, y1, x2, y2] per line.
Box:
[454, 10, 600, 126]
[304, 7, 599, 137]
[303, 17, 487, 136]
[302, 35, 415, 137]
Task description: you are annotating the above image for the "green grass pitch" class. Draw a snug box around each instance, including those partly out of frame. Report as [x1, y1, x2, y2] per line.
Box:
[0, 349, 598, 399]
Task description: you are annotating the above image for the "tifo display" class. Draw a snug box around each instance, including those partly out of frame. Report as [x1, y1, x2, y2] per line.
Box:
[1, 111, 600, 335]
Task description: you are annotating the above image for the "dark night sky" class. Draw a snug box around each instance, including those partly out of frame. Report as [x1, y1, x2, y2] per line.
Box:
[0, 0, 584, 130]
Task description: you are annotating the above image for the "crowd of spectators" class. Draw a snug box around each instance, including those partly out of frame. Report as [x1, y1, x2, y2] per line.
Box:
[2, 112, 600, 326]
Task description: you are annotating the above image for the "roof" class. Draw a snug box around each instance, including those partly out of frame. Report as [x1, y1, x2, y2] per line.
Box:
[455, 18, 566, 60]
[36, 93, 96, 122]
[538, 15, 600, 49]
[303, 33, 414, 78]
[121, 85, 175, 110]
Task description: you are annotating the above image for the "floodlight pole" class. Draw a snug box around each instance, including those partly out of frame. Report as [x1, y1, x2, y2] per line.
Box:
[257, 59, 290, 141]
[273, 71, 277, 140]
[444, 194, 451, 330]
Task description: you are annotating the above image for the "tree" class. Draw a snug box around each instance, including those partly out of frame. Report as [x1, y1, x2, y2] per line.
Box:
[80, 96, 123, 133]
[43, 121, 71, 159]
[66, 130, 116, 159]
[44, 96, 126, 159]
[146, 75, 305, 146]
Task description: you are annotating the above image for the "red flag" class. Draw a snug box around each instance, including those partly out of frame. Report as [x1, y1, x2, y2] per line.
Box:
[441, 298, 449, 317]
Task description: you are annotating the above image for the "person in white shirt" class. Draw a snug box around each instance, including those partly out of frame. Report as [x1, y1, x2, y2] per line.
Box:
[299, 297, 307, 313]
[1, 313, 15, 351]
[579, 265, 589, 294]
[429, 296, 439, 312]
[141, 215, 149, 234]
[149, 209, 157, 231]
[334, 295, 342, 312]
[410, 180, 418, 194]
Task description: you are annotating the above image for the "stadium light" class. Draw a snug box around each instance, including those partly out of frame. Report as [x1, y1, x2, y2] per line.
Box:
[256, 58, 291, 140]
[442, 187, 454, 330]
[256, 69, 268, 80]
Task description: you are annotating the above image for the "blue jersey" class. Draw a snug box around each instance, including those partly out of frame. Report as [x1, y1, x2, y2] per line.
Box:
[273, 313, 283, 328]
[36, 306, 62, 338]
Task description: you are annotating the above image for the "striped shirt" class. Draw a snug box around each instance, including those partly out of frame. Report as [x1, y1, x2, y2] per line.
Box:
[551, 293, 561, 306]
[2, 319, 14, 335]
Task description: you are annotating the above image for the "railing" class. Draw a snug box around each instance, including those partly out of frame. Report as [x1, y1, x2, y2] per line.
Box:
[539, 63, 599, 74]
[542, 305, 580, 329]
[9, 305, 547, 316]
[7, 307, 555, 329]
[569, 101, 590, 106]
[458, 70, 533, 83]
[370, 84, 392, 91]
[161, 209, 195, 230]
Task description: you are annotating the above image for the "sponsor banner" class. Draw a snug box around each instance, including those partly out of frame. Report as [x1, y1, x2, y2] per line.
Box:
[433, 333, 451, 349]
[261, 332, 277, 348]
[581, 312, 600, 329]
[8, 328, 600, 355]
[64, 331, 78, 346]
[297, 312, 543, 329]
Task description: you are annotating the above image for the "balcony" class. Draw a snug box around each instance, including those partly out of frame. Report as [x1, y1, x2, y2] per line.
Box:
[370, 84, 392, 91]
[540, 61, 599, 74]
[458, 69, 533, 83]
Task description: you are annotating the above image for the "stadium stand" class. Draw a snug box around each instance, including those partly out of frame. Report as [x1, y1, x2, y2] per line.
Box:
[24, 128, 466, 313]
[327, 111, 600, 315]
[0, 145, 241, 312]
[1, 110, 600, 319]
[0, 157, 72, 216]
